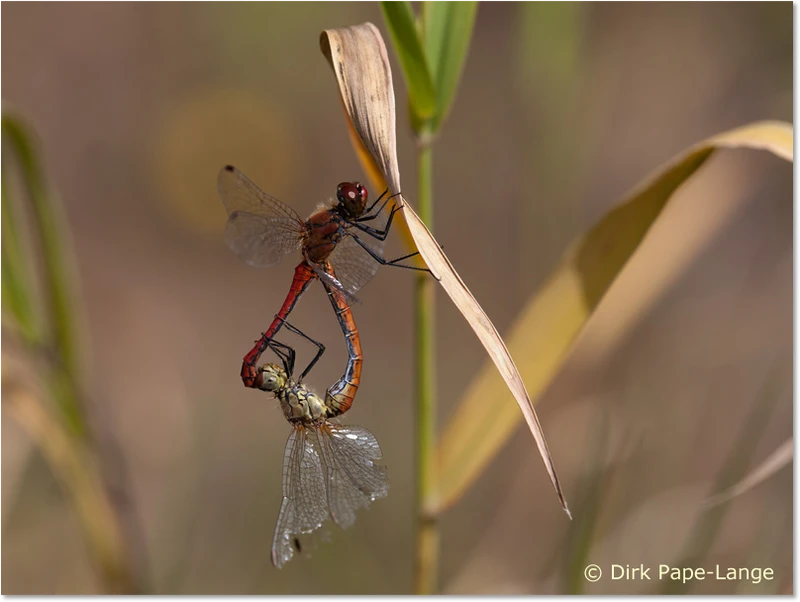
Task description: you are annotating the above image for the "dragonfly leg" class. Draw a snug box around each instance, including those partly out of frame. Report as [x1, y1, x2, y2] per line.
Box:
[241, 328, 285, 388]
[362, 188, 389, 214]
[264, 338, 296, 377]
[349, 203, 402, 240]
[352, 205, 447, 254]
[355, 191, 401, 223]
[272, 316, 326, 382]
[350, 233, 434, 275]
[384, 250, 421, 264]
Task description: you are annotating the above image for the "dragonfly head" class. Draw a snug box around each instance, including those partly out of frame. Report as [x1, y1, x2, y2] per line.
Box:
[259, 363, 288, 393]
[336, 181, 368, 218]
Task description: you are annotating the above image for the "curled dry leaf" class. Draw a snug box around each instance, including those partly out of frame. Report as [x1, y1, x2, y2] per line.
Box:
[319, 23, 570, 517]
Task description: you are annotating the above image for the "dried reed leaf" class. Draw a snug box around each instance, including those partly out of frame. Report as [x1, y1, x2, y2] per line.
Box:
[320, 24, 401, 194]
[320, 23, 570, 516]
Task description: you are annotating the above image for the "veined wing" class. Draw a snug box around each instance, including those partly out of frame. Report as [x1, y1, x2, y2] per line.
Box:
[309, 261, 361, 307]
[218, 165, 304, 268]
[218, 165, 303, 223]
[316, 424, 388, 529]
[271, 427, 328, 569]
[326, 229, 384, 297]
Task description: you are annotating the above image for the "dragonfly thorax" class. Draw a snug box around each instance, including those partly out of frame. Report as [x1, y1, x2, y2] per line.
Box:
[279, 384, 327, 425]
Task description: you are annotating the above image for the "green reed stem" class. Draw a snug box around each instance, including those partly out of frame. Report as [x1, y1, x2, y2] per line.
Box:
[414, 136, 438, 595]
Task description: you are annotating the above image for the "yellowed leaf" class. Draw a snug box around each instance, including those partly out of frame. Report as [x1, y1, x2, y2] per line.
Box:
[320, 23, 570, 516]
[436, 120, 792, 512]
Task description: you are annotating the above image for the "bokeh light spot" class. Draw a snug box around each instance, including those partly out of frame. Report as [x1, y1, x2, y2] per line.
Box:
[152, 89, 302, 237]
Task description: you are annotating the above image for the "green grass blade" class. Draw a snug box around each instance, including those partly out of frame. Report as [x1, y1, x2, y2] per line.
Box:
[380, 1, 437, 122]
[421, 1, 478, 131]
[2, 113, 80, 381]
[1, 159, 38, 342]
[2, 112, 86, 437]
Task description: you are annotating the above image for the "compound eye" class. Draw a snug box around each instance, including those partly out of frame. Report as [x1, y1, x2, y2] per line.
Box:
[260, 373, 278, 392]
[355, 182, 368, 203]
[336, 181, 367, 217]
[337, 182, 359, 204]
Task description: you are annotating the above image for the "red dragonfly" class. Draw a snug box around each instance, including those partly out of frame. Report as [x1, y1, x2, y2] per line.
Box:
[257, 346, 387, 569]
[218, 165, 426, 398]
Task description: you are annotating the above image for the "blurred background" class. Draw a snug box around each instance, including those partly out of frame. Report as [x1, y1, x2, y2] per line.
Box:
[2, 2, 792, 594]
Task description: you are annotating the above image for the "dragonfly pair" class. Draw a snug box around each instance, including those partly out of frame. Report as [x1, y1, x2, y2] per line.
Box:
[218, 166, 430, 567]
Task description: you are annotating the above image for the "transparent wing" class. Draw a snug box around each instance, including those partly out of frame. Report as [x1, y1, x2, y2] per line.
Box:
[317, 424, 389, 529]
[271, 427, 329, 569]
[218, 165, 304, 268]
[218, 165, 304, 223]
[309, 261, 361, 307]
[225, 212, 303, 268]
[326, 230, 384, 296]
